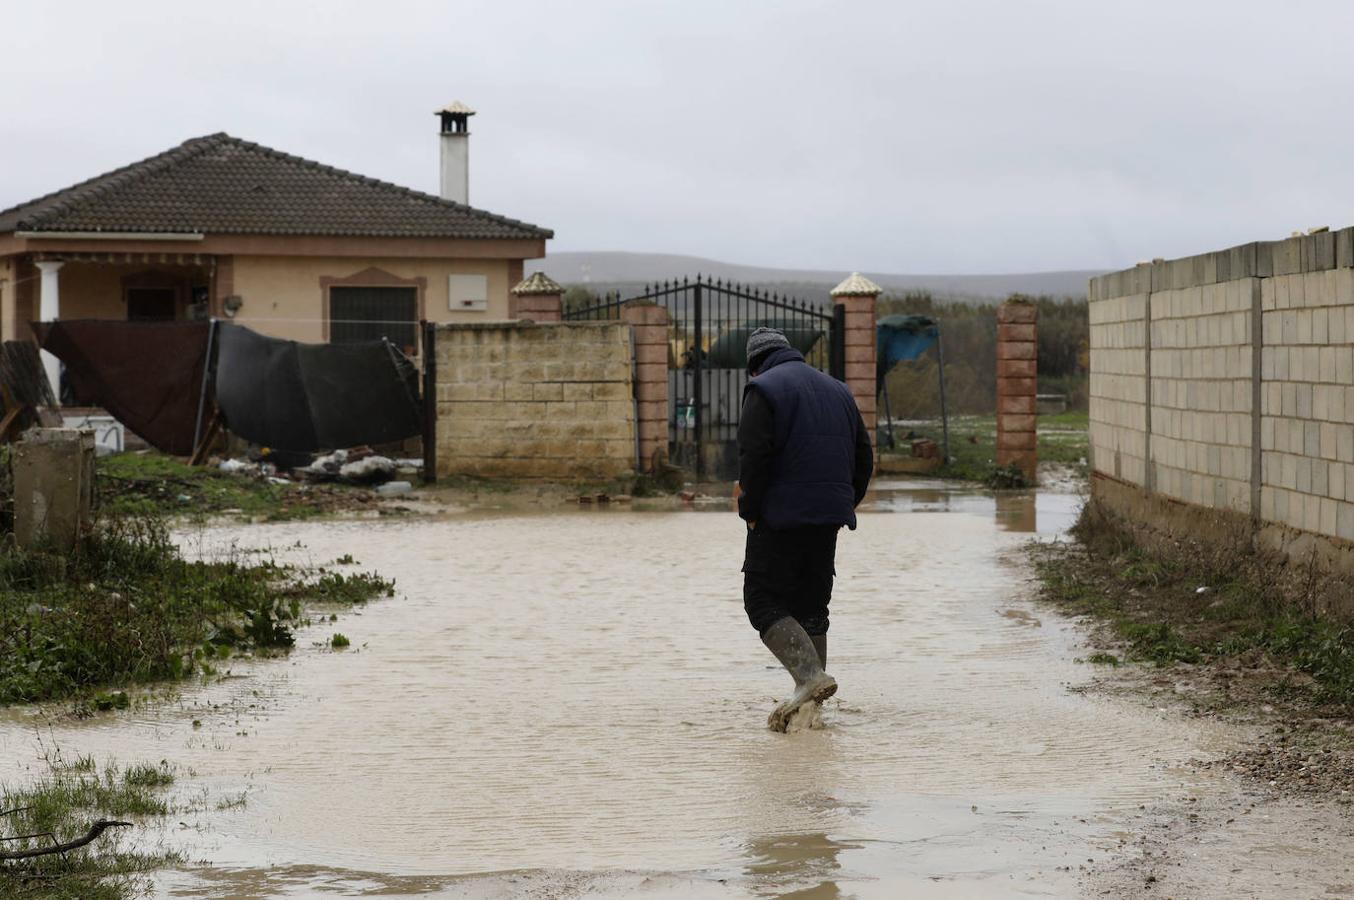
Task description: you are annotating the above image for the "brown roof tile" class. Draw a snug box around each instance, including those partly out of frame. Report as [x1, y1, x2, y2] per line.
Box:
[0, 133, 551, 240]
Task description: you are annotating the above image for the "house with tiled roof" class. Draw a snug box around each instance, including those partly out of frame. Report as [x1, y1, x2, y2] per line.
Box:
[0, 104, 551, 358]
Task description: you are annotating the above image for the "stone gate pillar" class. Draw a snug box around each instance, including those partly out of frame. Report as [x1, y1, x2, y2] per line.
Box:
[621, 302, 670, 472]
[997, 298, 1038, 482]
[831, 272, 881, 448]
[510, 272, 563, 322]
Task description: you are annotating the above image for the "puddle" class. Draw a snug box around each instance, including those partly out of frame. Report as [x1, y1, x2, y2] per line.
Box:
[0, 483, 1241, 897]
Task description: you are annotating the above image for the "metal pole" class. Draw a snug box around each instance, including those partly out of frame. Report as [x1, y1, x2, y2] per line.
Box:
[936, 325, 951, 464]
[422, 321, 437, 484]
[881, 370, 896, 449]
[191, 318, 218, 461]
[693, 278, 703, 478]
[831, 304, 846, 381]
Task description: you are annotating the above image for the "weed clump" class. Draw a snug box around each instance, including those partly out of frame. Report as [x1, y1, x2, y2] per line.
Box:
[0, 517, 394, 705]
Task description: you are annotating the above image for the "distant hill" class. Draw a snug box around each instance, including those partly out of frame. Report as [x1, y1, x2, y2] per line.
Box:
[528, 252, 1104, 302]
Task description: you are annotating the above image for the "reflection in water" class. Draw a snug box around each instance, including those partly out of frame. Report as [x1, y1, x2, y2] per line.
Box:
[993, 492, 1037, 533]
[866, 479, 1079, 535]
[745, 832, 859, 899]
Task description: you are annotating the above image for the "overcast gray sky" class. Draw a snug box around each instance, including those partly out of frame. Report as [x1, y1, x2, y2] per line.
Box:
[2, 0, 1350, 274]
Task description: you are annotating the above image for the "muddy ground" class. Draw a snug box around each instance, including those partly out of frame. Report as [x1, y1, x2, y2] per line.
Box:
[3, 479, 1354, 898]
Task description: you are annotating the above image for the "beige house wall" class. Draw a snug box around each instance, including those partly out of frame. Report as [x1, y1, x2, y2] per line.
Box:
[0, 257, 12, 340]
[230, 255, 514, 344]
[0, 252, 520, 345]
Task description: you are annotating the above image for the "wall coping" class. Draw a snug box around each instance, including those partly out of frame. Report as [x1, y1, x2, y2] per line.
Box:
[432, 320, 621, 333]
[1090, 226, 1354, 301]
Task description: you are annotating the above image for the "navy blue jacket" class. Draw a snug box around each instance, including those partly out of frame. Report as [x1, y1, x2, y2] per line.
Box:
[737, 347, 874, 530]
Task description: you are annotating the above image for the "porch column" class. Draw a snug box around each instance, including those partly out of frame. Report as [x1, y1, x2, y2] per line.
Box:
[830, 272, 881, 452]
[35, 261, 64, 406]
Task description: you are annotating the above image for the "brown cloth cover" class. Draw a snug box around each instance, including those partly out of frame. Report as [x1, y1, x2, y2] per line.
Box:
[32, 320, 212, 455]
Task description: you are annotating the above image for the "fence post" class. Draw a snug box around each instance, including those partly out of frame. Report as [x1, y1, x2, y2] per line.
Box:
[511, 272, 563, 322]
[422, 321, 437, 484]
[996, 298, 1038, 482]
[830, 273, 881, 450]
[622, 302, 671, 473]
[692, 278, 704, 477]
[831, 303, 847, 382]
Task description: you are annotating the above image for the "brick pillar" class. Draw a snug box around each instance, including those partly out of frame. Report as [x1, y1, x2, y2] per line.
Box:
[622, 302, 670, 472]
[997, 298, 1038, 482]
[830, 272, 881, 447]
[511, 271, 563, 322]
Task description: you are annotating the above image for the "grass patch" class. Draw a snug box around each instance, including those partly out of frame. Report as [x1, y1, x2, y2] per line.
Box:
[880, 412, 1088, 484]
[0, 517, 395, 706]
[1031, 498, 1354, 709]
[0, 758, 180, 900]
[97, 452, 376, 522]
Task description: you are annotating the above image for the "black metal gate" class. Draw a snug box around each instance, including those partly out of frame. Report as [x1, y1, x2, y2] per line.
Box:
[565, 276, 843, 478]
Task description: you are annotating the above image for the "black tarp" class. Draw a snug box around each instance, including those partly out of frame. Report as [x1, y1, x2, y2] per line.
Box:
[32, 320, 212, 455]
[213, 323, 421, 453]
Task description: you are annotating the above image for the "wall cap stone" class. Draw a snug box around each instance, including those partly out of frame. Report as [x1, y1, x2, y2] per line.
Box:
[511, 272, 564, 296]
[830, 272, 883, 297]
[1090, 226, 1354, 301]
[433, 320, 619, 333]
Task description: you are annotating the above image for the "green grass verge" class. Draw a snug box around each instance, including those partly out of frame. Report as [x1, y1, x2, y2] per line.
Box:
[0, 517, 395, 706]
[1031, 499, 1354, 709]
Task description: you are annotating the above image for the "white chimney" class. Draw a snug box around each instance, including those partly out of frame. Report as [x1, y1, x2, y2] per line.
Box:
[436, 101, 474, 205]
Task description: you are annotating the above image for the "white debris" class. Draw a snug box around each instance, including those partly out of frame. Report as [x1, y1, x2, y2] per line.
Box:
[219, 458, 252, 475]
[375, 480, 413, 496]
[298, 450, 349, 481]
[339, 455, 396, 484]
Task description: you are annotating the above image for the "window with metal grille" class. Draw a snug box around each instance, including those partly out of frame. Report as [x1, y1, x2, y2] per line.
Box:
[329, 286, 418, 354]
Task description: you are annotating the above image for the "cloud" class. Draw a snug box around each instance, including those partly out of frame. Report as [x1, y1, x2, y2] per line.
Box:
[3, 0, 1351, 273]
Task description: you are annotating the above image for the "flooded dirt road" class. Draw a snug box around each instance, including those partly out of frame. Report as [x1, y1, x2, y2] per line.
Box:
[0, 482, 1335, 897]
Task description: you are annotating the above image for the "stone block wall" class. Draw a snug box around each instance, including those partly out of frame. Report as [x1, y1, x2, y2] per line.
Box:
[1089, 226, 1354, 563]
[432, 321, 636, 480]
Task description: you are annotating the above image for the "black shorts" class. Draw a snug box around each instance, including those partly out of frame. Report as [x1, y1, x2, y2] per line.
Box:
[742, 524, 839, 636]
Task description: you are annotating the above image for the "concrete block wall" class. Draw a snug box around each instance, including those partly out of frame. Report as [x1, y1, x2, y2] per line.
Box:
[432, 321, 636, 480]
[1260, 267, 1354, 538]
[1148, 280, 1254, 513]
[1089, 226, 1354, 556]
[1089, 289, 1149, 486]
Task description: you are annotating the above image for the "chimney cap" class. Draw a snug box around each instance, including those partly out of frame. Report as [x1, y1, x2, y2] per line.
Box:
[435, 101, 476, 116]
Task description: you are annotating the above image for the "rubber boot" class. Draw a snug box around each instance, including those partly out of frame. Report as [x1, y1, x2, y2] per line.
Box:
[811, 633, 827, 669]
[761, 617, 837, 732]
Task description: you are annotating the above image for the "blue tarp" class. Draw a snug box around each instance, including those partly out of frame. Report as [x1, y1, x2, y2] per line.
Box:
[877, 314, 939, 389]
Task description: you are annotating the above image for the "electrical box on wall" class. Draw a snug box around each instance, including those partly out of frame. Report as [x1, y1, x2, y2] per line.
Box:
[448, 274, 488, 311]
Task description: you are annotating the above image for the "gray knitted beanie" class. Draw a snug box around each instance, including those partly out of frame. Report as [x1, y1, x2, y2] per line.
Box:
[746, 327, 791, 372]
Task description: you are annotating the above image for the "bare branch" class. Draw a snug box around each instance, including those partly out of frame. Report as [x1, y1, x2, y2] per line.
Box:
[0, 820, 131, 862]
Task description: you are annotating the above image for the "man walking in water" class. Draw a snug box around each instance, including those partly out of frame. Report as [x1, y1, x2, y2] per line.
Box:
[736, 327, 874, 731]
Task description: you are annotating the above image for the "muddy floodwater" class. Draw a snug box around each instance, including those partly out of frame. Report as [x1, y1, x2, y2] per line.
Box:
[0, 483, 1260, 897]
